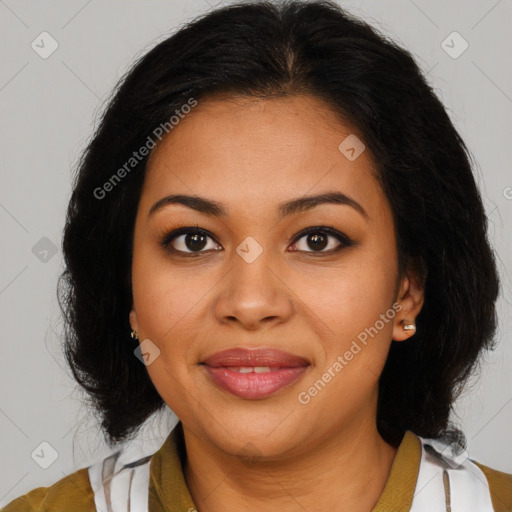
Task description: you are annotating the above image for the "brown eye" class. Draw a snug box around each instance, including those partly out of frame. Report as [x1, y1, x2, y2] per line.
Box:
[160, 225, 353, 257]
[160, 227, 221, 255]
[289, 226, 353, 254]
[177, 232, 209, 251]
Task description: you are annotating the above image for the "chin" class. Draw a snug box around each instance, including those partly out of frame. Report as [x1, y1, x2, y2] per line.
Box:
[194, 409, 311, 460]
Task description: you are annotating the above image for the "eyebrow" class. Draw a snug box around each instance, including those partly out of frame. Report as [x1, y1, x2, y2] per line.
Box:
[148, 191, 368, 220]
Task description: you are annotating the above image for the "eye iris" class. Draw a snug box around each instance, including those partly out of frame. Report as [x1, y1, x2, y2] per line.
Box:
[185, 233, 207, 251]
[308, 233, 328, 251]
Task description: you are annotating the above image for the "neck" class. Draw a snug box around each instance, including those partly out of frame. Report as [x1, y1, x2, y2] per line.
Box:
[182, 416, 398, 512]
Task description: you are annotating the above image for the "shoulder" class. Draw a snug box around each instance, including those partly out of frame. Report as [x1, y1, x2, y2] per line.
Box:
[411, 433, 512, 512]
[1, 467, 95, 512]
[473, 460, 512, 512]
[2, 438, 163, 512]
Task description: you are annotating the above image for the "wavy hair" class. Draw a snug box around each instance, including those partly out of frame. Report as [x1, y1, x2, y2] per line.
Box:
[58, 0, 500, 447]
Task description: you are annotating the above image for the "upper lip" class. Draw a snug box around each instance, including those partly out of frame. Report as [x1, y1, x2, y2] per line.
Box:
[201, 348, 310, 368]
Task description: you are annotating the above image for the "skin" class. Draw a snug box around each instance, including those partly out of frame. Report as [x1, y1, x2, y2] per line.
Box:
[129, 94, 424, 512]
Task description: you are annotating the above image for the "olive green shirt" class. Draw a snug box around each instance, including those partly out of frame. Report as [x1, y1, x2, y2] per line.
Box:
[3, 424, 511, 511]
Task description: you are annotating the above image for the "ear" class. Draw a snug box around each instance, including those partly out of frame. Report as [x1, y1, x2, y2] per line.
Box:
[392, 268, 425, 342]
[129, 307, 139, 334]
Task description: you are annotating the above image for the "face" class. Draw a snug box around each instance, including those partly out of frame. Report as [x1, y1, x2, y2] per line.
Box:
[129, 94, 423, 459]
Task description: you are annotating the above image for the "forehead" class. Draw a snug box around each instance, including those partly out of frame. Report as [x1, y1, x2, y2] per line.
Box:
[141, 94, 386, 220]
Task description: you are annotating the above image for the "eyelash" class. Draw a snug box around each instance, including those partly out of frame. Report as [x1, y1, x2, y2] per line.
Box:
[159, 223, 354, 258]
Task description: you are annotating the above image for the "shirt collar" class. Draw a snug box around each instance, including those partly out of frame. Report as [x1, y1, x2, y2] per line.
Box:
[148, 422, 421, 512]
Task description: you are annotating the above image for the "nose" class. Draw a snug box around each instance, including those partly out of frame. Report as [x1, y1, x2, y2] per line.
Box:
[213, 249, 295, 331]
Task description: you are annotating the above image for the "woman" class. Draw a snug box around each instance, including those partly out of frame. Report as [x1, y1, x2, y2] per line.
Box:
[3, 1, 511, 511]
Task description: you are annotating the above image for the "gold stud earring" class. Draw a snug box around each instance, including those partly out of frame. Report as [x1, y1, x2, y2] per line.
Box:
[131, 329, 139, 340]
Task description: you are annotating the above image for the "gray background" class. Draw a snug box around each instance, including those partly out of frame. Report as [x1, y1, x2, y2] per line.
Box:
[1, 0, 511, 506]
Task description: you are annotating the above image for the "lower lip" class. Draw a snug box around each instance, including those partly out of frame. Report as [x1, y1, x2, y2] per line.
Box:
[202, 365, 309, 399]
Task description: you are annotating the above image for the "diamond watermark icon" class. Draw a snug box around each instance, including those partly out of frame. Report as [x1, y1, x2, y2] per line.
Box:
[441, 441, 469, 469]
[441, 31, 468, 59]
[236, 236, 263, 263]
[338, 134, 365, 161]
[134, 338, 161, 366]
[31, 32, 59, 59]
[31, 441, 59, 469]
[32, 237, 58, 263]
[237, 441, 263, 468]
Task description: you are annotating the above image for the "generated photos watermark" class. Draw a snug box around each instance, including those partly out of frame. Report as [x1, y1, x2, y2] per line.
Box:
[297, 301, 403, 404]
[94, 97, 198, 200]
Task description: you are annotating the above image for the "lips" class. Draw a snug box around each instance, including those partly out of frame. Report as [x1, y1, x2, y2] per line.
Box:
[200, 348, 310, 399]
[201, 348, 310, 368]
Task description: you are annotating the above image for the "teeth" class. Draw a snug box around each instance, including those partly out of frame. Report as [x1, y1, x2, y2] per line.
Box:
[227, 366, 272, 373]
[254, 366, 271, 373]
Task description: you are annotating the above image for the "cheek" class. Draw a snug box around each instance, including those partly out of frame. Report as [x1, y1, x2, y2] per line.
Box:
[132, 258, 203, 412]
[293, 252, 396, 337]
[287, 246, 398, 383]
[131, 244, 210, 341]
[293, 259, 397, 420]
